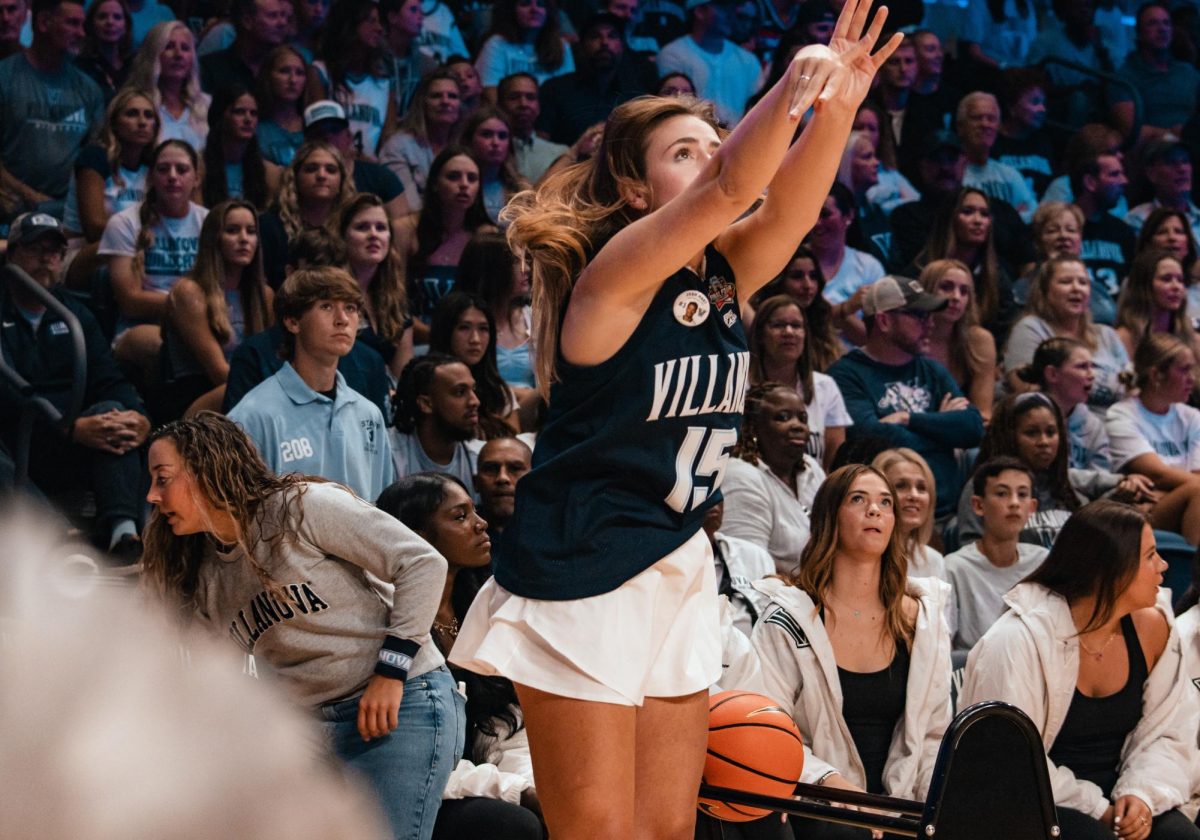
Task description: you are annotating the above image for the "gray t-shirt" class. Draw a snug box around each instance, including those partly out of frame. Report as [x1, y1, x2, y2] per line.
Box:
[389, 429, 478, 492]
[945, 541, 1048, 650]
[0, 53, 103, 199]
[1003, 316, 1129, 416]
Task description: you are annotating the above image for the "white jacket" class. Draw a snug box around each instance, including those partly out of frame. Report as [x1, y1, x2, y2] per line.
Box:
[1172, 605, 1200, 817]
[441, 702, 533, 804]
[744, 576, 953, 799]
[961, 583, 1196, 820]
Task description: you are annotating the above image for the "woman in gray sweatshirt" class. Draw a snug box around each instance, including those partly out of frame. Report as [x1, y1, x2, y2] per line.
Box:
[142, 412, 456, 840]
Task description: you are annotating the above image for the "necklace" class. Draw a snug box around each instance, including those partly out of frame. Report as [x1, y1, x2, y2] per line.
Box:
[433, 616, 460, 640]
[1078, 630, 1119, 661]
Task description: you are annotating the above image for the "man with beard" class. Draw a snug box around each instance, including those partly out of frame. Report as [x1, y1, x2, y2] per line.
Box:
[498, 72, 568, 183]
[0, 213, 148, 562]
[229, 267, 394, 502]
[829, 276, 983, 519]
[390, 352, 481, 493]
[0, 0, 103, 217]
[1072, 150, 1134, 326]
[473, 435, 531, 539]
[537, 13, 649, 147]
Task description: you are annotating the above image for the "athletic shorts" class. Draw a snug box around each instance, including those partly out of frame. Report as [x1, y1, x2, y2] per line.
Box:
[449, 528, 722, 706]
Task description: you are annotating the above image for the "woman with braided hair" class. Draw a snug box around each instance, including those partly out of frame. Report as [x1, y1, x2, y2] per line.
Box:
[99, 138, 208, 375]
[142, 412, 457, 840]
[706, 381, 826, 574]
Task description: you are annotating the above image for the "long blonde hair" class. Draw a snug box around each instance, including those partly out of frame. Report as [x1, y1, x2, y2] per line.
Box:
[504, 94, 721, 398]
[98, 88, 160, 189]
[872, 448, 936, 555]
[788, 464, 916, 646]
[125, 21, 210, 135]
[919, 258, 988, 386]
[178, 200, 272, 346]
[275, 141, 356, 239]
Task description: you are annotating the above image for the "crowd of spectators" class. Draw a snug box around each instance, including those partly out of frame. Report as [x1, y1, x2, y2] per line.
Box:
[9, 0, 1200, 836]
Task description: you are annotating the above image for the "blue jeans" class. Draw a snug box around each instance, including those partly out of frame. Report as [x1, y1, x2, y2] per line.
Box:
[321, 667, 465, 840]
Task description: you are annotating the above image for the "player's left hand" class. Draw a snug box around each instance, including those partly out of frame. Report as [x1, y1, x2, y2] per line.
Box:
[813, 0, 903, 113]
[357, 674, 405, 741]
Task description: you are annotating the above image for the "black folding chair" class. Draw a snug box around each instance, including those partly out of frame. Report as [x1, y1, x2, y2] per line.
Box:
[698, 701, 1059, 840]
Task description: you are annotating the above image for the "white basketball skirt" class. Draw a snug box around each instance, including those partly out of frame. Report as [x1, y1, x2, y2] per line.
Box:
[449, 528, 722, 707]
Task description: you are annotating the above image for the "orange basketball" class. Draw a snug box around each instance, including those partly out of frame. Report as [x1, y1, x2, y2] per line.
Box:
[698, 691, 805, 823]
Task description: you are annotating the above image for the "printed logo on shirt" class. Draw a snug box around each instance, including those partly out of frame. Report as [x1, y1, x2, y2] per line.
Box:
[706, 274, 736, 311]
[49, 321, 70, 336]
[877, 379, 932, 415]
[280, 437, 315, 462]
[361, 418, 381, 454]
[673, 290, 710, 326]
[227, 581, 331, 652]
[763, 608, 810, 649]
[144, 235, 200, 276]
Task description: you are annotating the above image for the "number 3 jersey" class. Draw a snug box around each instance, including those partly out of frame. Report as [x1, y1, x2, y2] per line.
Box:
[494, 245, 749, 600]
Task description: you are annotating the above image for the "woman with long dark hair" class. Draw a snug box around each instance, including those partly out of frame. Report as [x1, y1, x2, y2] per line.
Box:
[142, 412, 456, 840]
[747, 294, 850, 468]
[962, 500, 1198, 840]
[201, 85, 282, 211]
[463, 106, 530, 225]
[957, 392, 1083, 549]
[751, 464, 951, 825]
[474, 0, 574, 95]
[455, 231, 535, 393]
[450, 2, 900, 834]
[429, 290, 519, 436]
[913, 186, 1017, 338]
[378, 473, 544, 840]
[1115, 249, 1200, 362]
[395, 146, 495, 344]
[747, 243, 843, 369]
[157, 200, 273, 420]
[76, 0, 133, 99]
[256, 45, 309, 166]
[307, 0, 396, 159]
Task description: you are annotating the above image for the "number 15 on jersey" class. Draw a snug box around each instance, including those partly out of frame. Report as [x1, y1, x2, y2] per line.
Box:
[665, 426, 738, 513]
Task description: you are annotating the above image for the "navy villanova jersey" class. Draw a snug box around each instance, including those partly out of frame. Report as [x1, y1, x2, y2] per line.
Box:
[495, 244, 749, 600]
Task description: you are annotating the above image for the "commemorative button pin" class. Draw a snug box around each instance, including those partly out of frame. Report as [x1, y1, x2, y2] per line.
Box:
[673, 289, 710, 326]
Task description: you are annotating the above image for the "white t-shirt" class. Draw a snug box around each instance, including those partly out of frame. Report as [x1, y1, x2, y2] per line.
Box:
[1105, 397, 1200, 473]
[721, 456, 824, 575]
[473, 35, 575, 87]
[963, 158, 1036, 223]
[945, 541, 1048, 651]
[821, 247, 887, 305]
[314, 61, 393, 159]
[62, 147, 147, 234]
[158, 104, 208, 154]
[804, 371, 852, 466]
[909, 544, 945, 582]
[1003, 316, 1130, 415]
[98, 202, 208, 294]
[656, 36, 761, 126]
[961, 0, 1037, 68]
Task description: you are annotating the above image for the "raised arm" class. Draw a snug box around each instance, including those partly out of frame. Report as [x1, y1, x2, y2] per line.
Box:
[718, 0, 902, 296]
[566, 0, 896, 366]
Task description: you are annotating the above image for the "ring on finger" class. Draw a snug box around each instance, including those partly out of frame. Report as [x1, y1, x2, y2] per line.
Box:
[798, 74, 812, 82]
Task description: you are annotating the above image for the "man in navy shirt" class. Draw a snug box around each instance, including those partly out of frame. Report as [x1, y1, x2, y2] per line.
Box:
[829, 276, 984, 518]
[0, 213, 148, 561]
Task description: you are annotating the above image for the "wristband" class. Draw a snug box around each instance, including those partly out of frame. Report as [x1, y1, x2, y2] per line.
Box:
[374, 635, 420, 681]
[816, 770, 838, 786]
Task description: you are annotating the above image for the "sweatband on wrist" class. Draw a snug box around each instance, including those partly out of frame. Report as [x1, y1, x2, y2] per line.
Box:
[375, 636, 419, 681]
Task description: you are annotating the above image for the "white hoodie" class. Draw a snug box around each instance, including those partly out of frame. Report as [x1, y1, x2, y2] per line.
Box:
[1172, 605, 1200, 818]
[961, 583, 1196, 820]
[745, 576, 953, 799]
